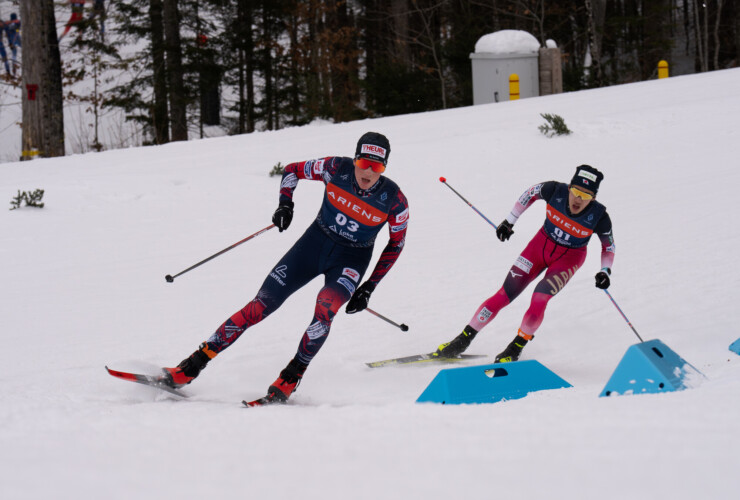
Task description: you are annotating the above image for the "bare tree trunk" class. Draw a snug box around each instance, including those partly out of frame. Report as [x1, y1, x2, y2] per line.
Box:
[492, 0, 501, 31]
[287, 13, 300, 124]
[236, 0, 255, 133]
[683, 0, 691, 54]
[736, 0, 740, 66]
[237, 46, 246, 134]
[704, 0, 710, 68]
[585, 0, 606, 86]
[163, 0, 188, 141]
[326, 0, 360, 121]
[410, 0, 447, 108]
[693, 0, 710, 71]
[317, 3, 331, 118]
[713, 0, 724, 69]
[306, 2, 322, 118]
[391, 0, 410, 65]
[262, 0, 274, 130]
[20, 0, 64, 160]
[150, 0, 170, 144]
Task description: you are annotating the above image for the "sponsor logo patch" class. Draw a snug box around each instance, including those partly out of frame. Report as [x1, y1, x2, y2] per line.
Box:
[514, 256, 533, 274]
[314, 159, 325, 177]
[578, 170, 598, 182]
[306, 320, 329, 340]
[477, 307, 493, 323]
[337, 277, 356, 295]
[518, 183, 543, 205]
[546, 206, 594, 238]
[391, 221, 407, 232]
[269, 264, 288, 286]
[326, 184, 388, 226]
[361, 144, 387, 159]
[303, 160, 314, 178]
[395, 208, 409, 224]
[342, 267, 360, 282]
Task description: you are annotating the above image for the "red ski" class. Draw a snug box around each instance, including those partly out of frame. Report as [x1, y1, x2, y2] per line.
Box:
[242, 397, 272, 408]
[105, 366, 188, 398]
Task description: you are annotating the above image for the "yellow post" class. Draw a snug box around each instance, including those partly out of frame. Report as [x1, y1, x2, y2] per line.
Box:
[21, 149, 40, 160]
[509, 73, 520, 100]
[658, 60, 669, 79]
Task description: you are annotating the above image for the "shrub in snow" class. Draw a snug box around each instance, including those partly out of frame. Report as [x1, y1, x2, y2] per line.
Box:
[269, 162, 285, 177]
[538, 113, 572, 138]
[9, 189, 45, 210]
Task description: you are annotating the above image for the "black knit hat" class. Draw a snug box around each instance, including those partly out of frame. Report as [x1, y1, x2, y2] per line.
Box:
[570, 165, 604, 194]
[355, 132, 391, 165]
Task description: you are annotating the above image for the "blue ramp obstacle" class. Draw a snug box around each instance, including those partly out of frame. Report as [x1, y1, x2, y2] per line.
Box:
[416, 360, 572, 405]
[600, 339, 705, 397]
[730, 338, 740, 356]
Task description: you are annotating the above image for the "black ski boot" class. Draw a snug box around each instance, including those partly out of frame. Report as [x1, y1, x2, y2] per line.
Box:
[434, 325, 479, 358]
[163, 342, 216, 388]
[495, 331, 533, 363]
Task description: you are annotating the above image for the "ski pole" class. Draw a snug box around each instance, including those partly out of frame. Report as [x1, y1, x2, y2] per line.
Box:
[439, 177, 498, 230]
[165, 224, 276, 282]
[603, 289, 644, 342]
[366, 308, 409, 332]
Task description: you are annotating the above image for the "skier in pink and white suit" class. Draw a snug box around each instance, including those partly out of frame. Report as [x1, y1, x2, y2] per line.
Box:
[435, 164, 615, 362]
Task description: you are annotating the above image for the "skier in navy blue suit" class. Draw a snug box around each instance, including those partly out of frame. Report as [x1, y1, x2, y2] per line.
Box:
[163, 132, 409, 404]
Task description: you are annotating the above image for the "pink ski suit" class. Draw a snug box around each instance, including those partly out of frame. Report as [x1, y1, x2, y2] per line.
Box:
[468, 181, 615, 337]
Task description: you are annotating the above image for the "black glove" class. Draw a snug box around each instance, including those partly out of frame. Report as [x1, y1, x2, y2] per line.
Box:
[345, 281, 375, 314]
[496, 220, 514, 242]
[595, 269, 611, 289]
[272, 200, 294, 232]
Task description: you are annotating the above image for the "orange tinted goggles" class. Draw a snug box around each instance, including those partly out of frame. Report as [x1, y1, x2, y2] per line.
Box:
[569, 186, 594, 201]
[354, 157, 386, 173]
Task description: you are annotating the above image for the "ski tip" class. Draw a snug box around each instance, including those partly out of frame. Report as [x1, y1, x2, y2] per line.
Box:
[439, 176, 446, 183]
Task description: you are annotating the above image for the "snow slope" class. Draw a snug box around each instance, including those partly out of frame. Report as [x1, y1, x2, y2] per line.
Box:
[1, 68, 740, 500]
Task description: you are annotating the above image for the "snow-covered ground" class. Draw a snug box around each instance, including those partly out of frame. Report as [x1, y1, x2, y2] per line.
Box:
[2, 68, 739, 499]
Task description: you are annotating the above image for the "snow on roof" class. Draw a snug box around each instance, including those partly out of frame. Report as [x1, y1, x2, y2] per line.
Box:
[474, 30, 541, 54]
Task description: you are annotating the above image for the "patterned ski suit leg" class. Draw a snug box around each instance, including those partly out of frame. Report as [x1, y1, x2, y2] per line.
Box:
[518, 232, 587, 335]
[204, 225, 324, 354]
[295, 283, 351, 365]
[294, 238, 373, 365]
[467, 231, 549, 331]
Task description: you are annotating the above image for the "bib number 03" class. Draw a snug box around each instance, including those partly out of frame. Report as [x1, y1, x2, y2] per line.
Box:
[336, 213, 359, 232]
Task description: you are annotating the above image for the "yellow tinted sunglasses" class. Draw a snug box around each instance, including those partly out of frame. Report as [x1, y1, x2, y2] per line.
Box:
[569, 186, 594, 201]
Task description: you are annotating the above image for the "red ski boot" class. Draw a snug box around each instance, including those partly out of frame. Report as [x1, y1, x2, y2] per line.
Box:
[243, 359, 308, 406]
[163, 343, 217, 388]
